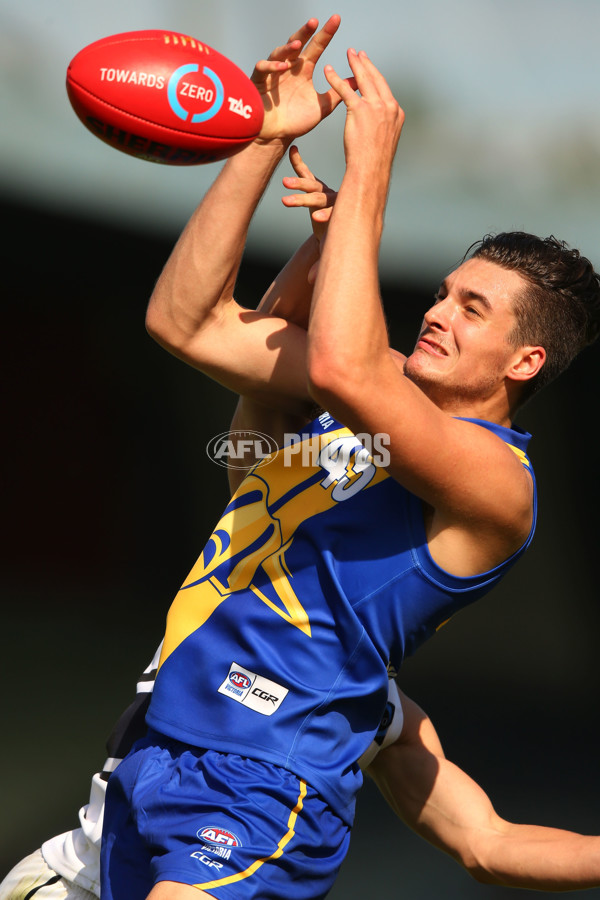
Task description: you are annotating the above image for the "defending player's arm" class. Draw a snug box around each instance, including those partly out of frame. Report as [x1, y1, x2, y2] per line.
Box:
[145, 17, 350, 414]
[368, 692, 600, 891]
[255, 146, 336, 328]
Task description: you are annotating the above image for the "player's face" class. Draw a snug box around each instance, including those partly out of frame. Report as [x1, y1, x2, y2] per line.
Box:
[403, 258, 527, 411]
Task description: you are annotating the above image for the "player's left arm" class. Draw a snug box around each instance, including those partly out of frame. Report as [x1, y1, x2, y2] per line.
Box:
[367, 691, 600, 890]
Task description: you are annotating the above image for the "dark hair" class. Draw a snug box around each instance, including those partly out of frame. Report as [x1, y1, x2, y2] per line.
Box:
[468, 231, 600, 402]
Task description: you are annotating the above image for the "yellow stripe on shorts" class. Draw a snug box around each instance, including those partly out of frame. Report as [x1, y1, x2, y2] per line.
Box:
[195, 779, 308, 891]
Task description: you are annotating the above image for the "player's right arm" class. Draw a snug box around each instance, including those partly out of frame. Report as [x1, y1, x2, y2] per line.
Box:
[368, 692, 600, 890]
[145, 17, 350, 414]
[224, 146, 340, 494]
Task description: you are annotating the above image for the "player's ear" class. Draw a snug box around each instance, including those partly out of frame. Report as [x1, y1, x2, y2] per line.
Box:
[507, 345, 546, 383]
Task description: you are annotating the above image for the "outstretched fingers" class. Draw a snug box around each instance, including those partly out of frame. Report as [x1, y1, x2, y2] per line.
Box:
[286, 18, 320, 49]
[326, 49, 405, 141]
[251, 37, 302, 85]
[281, 147, 336, 251]
[288, 145, 321, 183]
[251, 16, 362, 141]
[281, 146, 334, 210]
[323, 62, 359, 107]
[349, 49, 397, 101]
[301, 14, 342, 66]
[251, 18, 321, 85]
[262, 16, 322, 69]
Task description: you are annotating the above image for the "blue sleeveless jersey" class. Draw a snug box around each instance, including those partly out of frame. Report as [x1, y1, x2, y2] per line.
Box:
[146, 413, 536, 824]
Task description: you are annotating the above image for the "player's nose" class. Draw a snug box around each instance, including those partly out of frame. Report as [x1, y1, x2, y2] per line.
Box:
[423, 296, 453, 331]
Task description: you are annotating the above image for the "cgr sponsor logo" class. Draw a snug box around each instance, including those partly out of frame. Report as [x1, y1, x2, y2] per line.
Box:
[252, 688, 279, 704]
[190, 851, 223, 870]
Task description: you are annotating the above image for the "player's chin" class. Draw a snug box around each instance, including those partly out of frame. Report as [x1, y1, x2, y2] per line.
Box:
[403, 351, 430, 378]
[402, 352, 445, 388]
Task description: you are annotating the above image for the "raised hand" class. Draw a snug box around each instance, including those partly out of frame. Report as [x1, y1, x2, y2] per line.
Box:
[324, 49, 404, 175]
[251, 16, 356, 142]
[281, 145, 337, 241]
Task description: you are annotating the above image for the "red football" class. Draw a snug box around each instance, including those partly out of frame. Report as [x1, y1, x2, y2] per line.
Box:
[66, 30, 264, 165]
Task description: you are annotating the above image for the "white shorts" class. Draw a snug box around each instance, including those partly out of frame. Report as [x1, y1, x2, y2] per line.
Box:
[0, 850, 94, 900]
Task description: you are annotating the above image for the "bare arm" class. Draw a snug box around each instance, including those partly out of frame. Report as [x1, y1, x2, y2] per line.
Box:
[304, 51, 533, 573]
[269, 145, 339, 322]
[226, 147, 338, 494]
[226, 146, 336, 331]
[145, 17, 352, 413]
[255, 233, 320, 329]
[368, 692, 600, 891]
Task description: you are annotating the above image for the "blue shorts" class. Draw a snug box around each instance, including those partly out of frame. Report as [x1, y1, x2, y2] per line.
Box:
[101, 731, 351, 900]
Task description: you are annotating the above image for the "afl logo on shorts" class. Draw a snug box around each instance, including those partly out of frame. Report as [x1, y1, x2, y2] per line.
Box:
[229, 671, 251, 689]
[197, 825, 242, 848]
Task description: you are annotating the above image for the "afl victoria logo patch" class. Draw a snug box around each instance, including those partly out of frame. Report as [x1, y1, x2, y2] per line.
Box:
[218, 661, 288, 716]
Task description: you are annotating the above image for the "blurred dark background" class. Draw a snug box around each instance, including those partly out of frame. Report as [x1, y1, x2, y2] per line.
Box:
[2, 192, 600, 899]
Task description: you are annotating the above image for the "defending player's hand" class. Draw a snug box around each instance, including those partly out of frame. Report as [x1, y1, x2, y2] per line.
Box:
[252, 16, 357, 143]
[282, 145, 337, 284]
[282, 145, 337, 242]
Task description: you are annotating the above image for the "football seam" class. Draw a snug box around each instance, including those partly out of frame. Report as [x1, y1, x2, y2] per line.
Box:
[67, 76, 259, 143]
[78, 32, 217, 51]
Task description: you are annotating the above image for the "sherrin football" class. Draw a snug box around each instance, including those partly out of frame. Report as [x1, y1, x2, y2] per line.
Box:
[66, 30, 264, 165]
